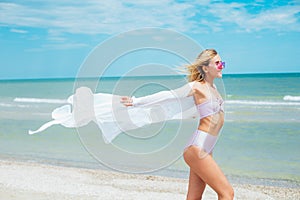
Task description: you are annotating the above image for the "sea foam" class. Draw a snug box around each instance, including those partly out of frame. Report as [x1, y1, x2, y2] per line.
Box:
[225, 100, 300, 106]
[14, 98, 68, 104]
[283, 95, 300, 101]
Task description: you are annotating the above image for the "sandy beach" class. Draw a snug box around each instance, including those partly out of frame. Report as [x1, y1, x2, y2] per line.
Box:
[0, 160, 299, 200]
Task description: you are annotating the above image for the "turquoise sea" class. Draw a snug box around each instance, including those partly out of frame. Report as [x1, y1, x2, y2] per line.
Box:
[0, 73, 299, 187]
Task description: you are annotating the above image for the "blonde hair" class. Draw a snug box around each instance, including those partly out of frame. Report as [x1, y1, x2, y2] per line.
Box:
[186, 49, 218, 82]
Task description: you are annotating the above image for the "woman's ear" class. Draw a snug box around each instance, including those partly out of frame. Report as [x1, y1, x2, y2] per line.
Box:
[202, 65, 209, 73]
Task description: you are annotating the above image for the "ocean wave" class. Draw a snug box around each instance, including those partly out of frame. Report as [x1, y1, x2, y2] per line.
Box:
[11, 97, 300, 107]
[225, 100, 300, 106]
[0, 103, 15, 108]
[0, 103, 33, 108]
[283, 95, 300, 101]
[14, 98, 68, 104]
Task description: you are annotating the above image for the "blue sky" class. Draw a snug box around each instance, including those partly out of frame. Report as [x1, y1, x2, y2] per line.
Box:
[0, 0, 300, 79]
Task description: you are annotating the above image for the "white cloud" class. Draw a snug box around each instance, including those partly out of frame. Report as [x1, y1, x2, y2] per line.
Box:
[10, 28, 28, 34]
[43, 43, 89, 49]
[0, 1, 198, 35]
[24, 42, 88, 52]
[0, 0, 299, 38]
[246, 6, 300, 31]
[207, 2, 300, 32]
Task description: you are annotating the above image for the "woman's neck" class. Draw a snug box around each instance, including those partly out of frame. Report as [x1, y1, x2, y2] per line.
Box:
[204, 77, 215, 88]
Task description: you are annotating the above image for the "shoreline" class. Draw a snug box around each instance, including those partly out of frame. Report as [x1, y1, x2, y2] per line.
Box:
[2, 153, 299, 189]
[0, 159, 299, 200]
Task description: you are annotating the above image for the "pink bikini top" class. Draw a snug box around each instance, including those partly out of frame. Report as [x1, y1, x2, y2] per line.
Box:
[196, 98, 224, 119]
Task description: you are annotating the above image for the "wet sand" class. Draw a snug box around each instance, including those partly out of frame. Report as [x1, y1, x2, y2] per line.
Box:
[0, 160, 299, 200]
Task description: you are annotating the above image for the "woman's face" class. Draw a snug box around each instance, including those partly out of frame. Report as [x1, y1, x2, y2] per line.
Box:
[206, 54, 224, 78]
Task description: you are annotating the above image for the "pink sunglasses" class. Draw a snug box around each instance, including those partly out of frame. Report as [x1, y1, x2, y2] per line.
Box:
[215, 61, 225, 70]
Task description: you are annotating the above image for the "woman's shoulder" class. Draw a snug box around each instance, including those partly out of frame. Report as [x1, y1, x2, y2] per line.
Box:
[190, 81, 206, 91]
[187, 81, 207, 98]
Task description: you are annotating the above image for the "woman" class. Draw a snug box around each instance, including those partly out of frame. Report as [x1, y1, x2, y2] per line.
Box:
[29, 49, 234, 199]
[121, 49, 234, 200]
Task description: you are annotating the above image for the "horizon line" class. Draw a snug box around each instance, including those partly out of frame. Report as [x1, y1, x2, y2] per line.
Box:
[0, 71, 299, 81]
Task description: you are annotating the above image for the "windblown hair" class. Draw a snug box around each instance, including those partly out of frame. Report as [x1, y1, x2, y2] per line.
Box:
[186, 49, 218, 82]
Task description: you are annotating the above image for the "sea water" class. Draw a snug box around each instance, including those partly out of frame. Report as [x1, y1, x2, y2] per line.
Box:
[0, 73, 299, 186]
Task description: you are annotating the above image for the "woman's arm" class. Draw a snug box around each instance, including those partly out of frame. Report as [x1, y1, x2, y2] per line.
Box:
[121, 82, 195, 107]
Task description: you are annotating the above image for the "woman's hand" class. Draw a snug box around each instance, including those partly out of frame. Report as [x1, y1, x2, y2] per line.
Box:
[120, 96, 133, 107]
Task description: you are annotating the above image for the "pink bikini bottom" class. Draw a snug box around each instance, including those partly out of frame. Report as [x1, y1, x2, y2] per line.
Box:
[185, 130, 218, 154]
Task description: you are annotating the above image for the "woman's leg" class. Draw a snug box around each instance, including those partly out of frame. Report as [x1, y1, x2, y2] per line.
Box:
[186, 169, 206, 200]
[184, 146, 234, 200]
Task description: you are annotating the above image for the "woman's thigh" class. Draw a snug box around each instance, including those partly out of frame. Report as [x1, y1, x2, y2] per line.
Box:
[184, 146, 232, 196]
[187, 169, 206, 199]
